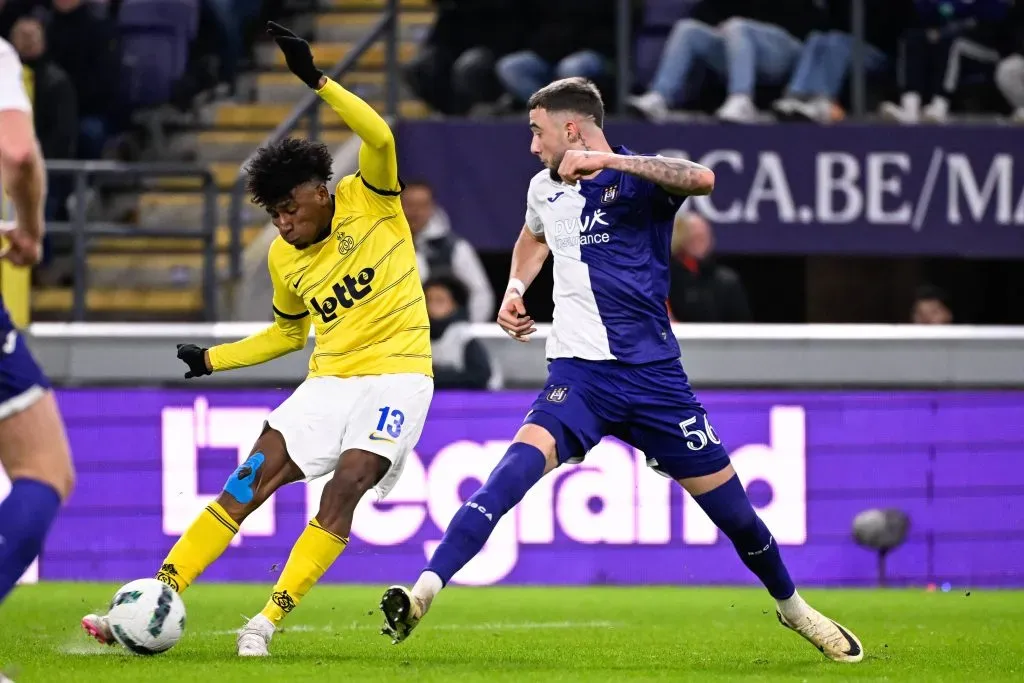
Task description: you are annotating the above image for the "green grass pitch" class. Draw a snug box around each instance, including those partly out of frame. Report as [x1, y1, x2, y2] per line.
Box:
[1, 583, 1022, 682]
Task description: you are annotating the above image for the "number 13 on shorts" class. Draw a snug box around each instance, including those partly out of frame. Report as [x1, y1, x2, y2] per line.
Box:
[375, 406, 405, 439]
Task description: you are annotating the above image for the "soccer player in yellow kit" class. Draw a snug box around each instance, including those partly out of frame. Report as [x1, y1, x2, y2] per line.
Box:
[81, 22, 434, 657]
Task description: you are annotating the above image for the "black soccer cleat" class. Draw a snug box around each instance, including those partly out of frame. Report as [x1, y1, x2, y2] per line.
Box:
[379, 585, 422, 645]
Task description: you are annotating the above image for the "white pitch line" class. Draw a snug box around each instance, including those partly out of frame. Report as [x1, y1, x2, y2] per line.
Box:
[205, 620, 618, 637]
[57, 643, 123, 656]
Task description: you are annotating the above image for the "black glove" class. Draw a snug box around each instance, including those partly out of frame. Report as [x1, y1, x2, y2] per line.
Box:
[176, 343, 211, 379]
[267, 21, 323, 89]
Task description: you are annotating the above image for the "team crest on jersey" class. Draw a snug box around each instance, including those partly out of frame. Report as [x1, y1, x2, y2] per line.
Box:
[546, 385, 570, 403]
[336, 231, 355, 256]
[601, 184, 619, 204]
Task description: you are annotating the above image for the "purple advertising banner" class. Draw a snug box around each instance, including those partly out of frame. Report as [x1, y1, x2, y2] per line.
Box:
[395, 121, 1024, 257]
[23, 388, 1024, 588]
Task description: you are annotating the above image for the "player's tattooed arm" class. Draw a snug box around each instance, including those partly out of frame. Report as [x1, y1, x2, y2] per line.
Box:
[603, 154, 715, 197]
[557, 150, 714, 196]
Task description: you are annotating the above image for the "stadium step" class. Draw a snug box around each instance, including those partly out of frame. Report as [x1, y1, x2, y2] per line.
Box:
[329, 0, 431, 9]
[83, 252, 232, 288]
[32, 286, 206, 319]
[136, 192, 263, 229]
[315, 10, 433, 43]
[254, 72, 412, 105]
[148, 161, 245, 191]
[91, 223, 265, 253]
[210, 100, 429, 129]
[188, 129, 354, 162]
[255, 40, 418, 71]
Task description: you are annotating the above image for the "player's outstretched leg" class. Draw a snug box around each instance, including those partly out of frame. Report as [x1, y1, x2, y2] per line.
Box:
[380, 426, 555, 644]
[82, 427, 303, 646]
[683, 466, 863, 663]
[0, 391, 73, 604]
[236, 448, 386, 656]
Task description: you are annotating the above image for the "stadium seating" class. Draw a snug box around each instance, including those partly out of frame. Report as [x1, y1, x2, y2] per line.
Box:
[118, 0, 199, 110]
[32, 0, 436, 321]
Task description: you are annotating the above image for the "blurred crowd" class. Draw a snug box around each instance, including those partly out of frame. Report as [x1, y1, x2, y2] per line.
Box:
[402, 185, 954, 389]
[1, 0, 290, 174]
[410, 0, 1024, 124]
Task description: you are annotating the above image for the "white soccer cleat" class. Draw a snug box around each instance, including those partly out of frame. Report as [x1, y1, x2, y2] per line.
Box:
[236, 614, 275, 657]
[625, 92, 669, 124]
[379, 585, 423, 644]
[81, 613, 116, 646]
[777, 606, 864, 663]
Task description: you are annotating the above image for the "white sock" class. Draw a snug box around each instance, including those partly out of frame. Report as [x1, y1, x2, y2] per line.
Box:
[928, 96, 950, 117]
[901, 91, 921, 116]
[776, 590, 809, 622]
[411, 571, 443, 612]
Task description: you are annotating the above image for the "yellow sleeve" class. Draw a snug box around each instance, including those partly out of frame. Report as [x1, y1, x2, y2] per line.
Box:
[207, 247, 311, 372]
[316, 77, 399, 195]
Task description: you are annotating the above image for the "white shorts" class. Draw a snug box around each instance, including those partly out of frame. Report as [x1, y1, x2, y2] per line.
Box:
[266, 373, 433, 500]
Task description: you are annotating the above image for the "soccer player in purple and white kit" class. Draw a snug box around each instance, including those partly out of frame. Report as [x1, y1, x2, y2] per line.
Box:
[380, 78, 863, 663]
[0, 37, 75, 620]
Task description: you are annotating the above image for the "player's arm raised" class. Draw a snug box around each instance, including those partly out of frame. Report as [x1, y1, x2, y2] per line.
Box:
[175, 251, 311, 378]
[559, 150, 715, 197]
[497, 225, 549, 342]
[267, 22, 398, 194]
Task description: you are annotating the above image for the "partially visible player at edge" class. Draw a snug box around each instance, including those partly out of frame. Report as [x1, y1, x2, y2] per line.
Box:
[81, 22, 434, 657]
[380, 78, 863, 663]
[0, 38, 76, 633]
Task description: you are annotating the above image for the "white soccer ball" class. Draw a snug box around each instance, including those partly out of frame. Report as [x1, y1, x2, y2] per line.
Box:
[107, 578, 186, 655]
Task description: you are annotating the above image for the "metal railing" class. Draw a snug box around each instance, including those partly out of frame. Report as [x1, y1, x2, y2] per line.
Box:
[226, 0, 402, 279]
[45, 161, 219, 321]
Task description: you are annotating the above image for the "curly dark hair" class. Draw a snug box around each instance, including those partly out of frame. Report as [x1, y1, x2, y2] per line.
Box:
[245, 137, 333, 209]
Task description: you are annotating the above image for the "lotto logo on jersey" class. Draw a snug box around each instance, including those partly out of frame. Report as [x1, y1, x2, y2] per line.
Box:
[310, 267, 376, 322]
[553, 209, 611, 249]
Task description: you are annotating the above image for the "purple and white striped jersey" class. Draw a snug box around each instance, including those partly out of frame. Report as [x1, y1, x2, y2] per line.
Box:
[525, 146, 684, 365]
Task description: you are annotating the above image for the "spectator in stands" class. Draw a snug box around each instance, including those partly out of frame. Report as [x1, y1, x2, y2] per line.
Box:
[773, 0, 915, 123]
[9, 13, 78, 222]
[995, 14, 1024, 121]
[627, 0, 825, 124]
[203, 0, 262, 94]
[911, 285, 953, 324]
[47, 0, 121, 159]
[0, 0, 37, 39]
[404, 0, 525, 115]
[403, 180, 496, 324]
[426, 275, 502, 390]
[9, 14, 77, 162]
[667, 211, 751, 323]
[879, 0, 1017, 124]
[495, 0, 636, 109]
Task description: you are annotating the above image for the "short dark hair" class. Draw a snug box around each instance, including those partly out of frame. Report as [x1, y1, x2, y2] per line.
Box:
[245, 137, 333, 209]
[424, 275, 469, 310]
[914, 284, 950, 308]
[527, 77, 605, 128]
[404, 179, 434, 196]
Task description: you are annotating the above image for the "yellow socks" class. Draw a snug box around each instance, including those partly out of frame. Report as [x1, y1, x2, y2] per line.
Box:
[155, 502, 238, 593]
[259, 519, 348, 626]
[154, 506, 348, 627]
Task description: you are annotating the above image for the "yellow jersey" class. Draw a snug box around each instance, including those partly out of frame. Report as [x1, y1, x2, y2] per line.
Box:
[208, 77, 431, 379]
